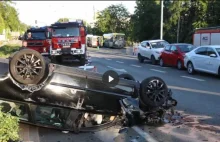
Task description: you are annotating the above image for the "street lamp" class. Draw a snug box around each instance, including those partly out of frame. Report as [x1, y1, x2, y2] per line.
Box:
[160, 0, 164, 40]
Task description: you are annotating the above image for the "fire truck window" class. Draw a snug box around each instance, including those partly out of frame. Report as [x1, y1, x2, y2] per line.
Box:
[0, 100, 29, 121]
[52, 27, 79, 37]
[34, 106, 70, 128]
[28, 32, 46, 40]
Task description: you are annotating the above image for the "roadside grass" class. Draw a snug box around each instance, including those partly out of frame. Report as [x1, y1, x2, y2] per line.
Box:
[0, 44, 20, 58]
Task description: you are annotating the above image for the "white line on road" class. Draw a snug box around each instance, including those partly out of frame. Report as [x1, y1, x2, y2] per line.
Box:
[116, 61, 124, 63]
[181, 76, 205, 82]
[131, 64, 141, 68]
[149, 64, 167, 68]
[150, 69, 166, 73]
[132, 126, 158, 142]
[107, 66, 127, 73]
[105, 58, 112, 60]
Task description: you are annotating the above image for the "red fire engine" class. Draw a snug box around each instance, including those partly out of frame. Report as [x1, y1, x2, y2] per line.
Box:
[24, 26, 52, 56]
[50, 20, 87, 65]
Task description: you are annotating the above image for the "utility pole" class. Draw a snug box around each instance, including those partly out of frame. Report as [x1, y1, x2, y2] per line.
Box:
[160, 0, 164, 40]
[177, 1, 181, 43]
[177, 16, 180, 43]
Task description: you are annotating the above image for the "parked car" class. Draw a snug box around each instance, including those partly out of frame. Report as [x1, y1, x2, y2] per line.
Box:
[159, 43, 196, 69]
[184, 45, 220, 75]
[137, 40, 169, 64]
[0, 49, 177, 133]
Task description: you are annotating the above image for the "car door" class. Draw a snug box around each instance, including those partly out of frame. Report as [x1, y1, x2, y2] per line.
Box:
[193, 47, 209, 71]
[162, 45, 171, 65]
[139, 42, 147, 57]
[145, 42, 152, 59]
[170, 45, 179, 66]
[206, 47, 219, 74]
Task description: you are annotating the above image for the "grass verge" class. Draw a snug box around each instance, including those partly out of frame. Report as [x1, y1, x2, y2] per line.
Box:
[0, 44, 20, 58]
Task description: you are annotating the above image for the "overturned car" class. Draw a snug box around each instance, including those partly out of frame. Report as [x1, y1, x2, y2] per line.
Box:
[0, 49, 177, 133]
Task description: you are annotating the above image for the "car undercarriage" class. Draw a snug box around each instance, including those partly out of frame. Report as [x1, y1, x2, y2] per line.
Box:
[0, 49, 177, 133]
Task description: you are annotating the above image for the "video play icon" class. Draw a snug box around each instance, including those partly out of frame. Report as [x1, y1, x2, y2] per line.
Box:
[102, 70, 119, 87]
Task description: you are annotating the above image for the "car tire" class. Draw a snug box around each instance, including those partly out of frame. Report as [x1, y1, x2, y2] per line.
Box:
[9, 49, 47, 85]
[177, 60, 182, 70]
[80, 54, 86, 65]
[119, 74, 135, 81]
[159, 58, 164, 67]
[187, 61, 195, 74]
[140, 77, 168, 107]
[151, 55, 156, 65]
[138, 54, 144, 63]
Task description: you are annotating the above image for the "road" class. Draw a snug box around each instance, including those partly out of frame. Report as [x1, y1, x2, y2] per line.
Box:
[1, 48, 220, 142]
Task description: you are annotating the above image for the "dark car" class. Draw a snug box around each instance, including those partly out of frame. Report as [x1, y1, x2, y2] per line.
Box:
[0, 49, 177, 133]
[159, 43, 196, 69]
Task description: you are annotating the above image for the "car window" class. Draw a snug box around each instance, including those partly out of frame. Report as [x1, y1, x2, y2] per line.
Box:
[34, 105, 70, 128]
[171, 46, 177, 51]
[0, 100, 29, 121]
[165, 45, 171, 51]
[178, 45, 195, 53]
[207, 47, 217, 56]
[195, 47, 207, 56]
[215, 48, 220, 56]
[141, 42, 146, 47]
[150, 41, 168, 48]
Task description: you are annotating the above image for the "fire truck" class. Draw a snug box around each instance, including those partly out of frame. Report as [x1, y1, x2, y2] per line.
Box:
[24, 26, 52, 56]
[50, 20, 87, 65]
[193, 26, 220, 46]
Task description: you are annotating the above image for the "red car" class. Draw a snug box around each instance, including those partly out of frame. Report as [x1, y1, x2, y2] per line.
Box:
[159, 43, 196, 69]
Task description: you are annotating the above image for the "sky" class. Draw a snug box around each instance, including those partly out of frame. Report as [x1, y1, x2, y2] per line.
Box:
[14, 1, 136, 27]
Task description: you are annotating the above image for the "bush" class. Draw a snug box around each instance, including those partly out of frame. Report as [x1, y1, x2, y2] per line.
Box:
[0, 107, 20, 142]
[0, 45, 20, 58]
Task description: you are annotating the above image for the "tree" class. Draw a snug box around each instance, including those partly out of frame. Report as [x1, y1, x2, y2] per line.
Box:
[95, 4, 130, 34]
[57, 18, 69, 22]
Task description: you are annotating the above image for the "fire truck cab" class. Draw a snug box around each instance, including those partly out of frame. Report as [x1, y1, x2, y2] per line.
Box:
[50, 20, 87, 65]
[24, 26, 52, 56]
[193, 26, 220, 46]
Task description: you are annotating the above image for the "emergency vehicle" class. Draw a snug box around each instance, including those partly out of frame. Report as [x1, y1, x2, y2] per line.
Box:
[24, 26, 52, 56]
[193, 26, 220, 46]
[50, 20, 87, 65]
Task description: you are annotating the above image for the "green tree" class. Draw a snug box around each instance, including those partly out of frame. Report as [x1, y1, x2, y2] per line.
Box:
[0, 14, 5, 34]
[95, 4, 130, 34]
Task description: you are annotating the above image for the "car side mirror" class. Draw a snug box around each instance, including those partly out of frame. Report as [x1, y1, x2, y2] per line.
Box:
[210, 54, 217, 57]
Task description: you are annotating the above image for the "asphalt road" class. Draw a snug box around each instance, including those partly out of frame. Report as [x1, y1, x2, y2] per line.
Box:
[1, 48, 220, 142]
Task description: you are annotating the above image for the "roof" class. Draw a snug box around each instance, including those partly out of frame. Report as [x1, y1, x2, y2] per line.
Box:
[200, 45, 220, 48]
[169, 43, 193, 45]
[51, 21, 84, 28]
[27, 26, 50, 32]
[195, 26, 220, 31]
[142, 39, 166, 43]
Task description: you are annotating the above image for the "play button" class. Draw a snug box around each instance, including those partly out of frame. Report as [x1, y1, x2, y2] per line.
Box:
[102, 70, 119, 87]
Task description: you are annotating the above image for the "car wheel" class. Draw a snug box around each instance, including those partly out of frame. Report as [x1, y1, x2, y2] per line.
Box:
[80, 57, 86, 66]
[9, 49, 47, 85]
[151, 55, 156, 65]
[140, 77, 168, 107]
[187, 62, 195, 74]
[119, 74, 135, 81]
[177, 60, 182, 70]
[138, 54, 144, 63]
[159, 58, 164, 67]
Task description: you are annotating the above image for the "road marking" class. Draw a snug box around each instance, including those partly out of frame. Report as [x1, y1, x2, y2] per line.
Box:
[149, 64, 167, 68]
[132, 126, 158, 142]
[105, 58, 112, 60]
[168, 85, 220, 97]
[131, 64, 141, 68]
[181, 76, 205, 82]
[150, 69, 166, 73]
[116, 61, 124, 63]
[107, 66, 127, 73]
